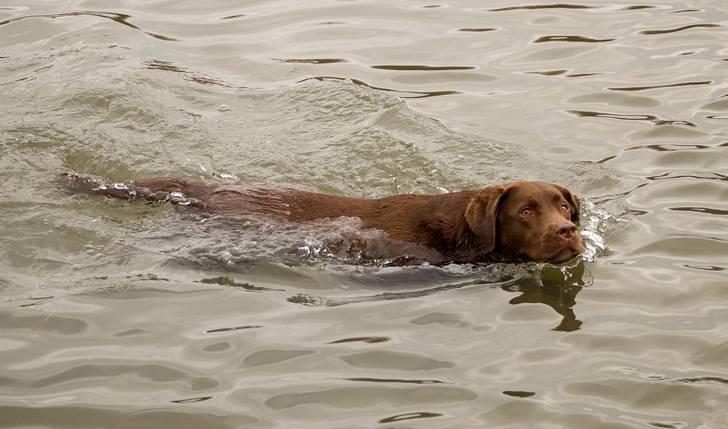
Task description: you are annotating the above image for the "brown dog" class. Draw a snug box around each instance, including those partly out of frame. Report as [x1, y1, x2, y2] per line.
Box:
[116, 177, 583, 264]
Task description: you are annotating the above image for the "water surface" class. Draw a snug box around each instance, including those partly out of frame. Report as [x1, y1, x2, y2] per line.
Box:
[1, 1, 727, 428]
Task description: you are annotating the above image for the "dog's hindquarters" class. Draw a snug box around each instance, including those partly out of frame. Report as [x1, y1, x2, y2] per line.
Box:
[60, 173, 209, 207]
[132, 177, 216, 198]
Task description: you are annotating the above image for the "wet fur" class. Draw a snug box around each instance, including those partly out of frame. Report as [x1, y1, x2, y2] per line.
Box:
[63, 174, 584, 263]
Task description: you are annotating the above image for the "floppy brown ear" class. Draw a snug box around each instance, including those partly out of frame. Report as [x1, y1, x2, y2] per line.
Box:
[554, 185, 580, 222]
[464, 185, 508, 253]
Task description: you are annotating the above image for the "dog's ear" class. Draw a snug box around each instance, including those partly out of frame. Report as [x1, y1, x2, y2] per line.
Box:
[553, 184, 580, 223]
[464, 185, 508, 253]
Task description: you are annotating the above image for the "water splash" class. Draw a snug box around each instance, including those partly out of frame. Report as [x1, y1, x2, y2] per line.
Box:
[578, 200, 626, 263]
[61, 172, 203, 207]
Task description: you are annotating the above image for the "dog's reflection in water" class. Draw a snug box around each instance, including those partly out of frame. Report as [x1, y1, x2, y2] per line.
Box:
[504, 262, 587, 332]
[289, 259, 588, 332]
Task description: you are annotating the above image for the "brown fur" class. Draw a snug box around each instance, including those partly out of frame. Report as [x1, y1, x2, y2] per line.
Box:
[130, 177, 584, 263]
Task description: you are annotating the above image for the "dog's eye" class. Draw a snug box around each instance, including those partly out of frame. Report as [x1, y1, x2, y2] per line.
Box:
[560, 203, 570, 211]
[520, 207, 533, 217]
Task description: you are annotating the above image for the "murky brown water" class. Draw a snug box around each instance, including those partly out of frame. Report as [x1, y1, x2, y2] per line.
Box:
[1, 1, 727, 428]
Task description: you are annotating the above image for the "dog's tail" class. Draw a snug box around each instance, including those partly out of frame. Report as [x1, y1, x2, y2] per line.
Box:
[59, 173, 208, 207]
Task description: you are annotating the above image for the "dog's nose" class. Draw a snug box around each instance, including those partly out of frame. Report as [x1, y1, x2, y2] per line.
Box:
[557, 223, 577, 240]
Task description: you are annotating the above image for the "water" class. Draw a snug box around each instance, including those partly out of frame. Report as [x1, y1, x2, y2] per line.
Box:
[1, 1, 727, 428]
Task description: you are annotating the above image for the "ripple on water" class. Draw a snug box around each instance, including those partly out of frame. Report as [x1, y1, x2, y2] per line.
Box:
[260, 385, 477, 410]
[340, 350, 453, 371]
[0, 312, 88, 335]
[242, 350, 315, 368]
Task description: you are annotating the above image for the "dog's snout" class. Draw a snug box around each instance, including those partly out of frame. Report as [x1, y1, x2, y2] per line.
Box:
[557, 223, 577, 240]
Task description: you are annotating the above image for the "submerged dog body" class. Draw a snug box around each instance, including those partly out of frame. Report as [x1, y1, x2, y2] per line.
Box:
[62, 174, 583, 263]
[112, 176, 584, 264]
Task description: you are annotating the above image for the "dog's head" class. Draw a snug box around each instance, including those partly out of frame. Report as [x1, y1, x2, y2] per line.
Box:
[465, 181, 583, 263]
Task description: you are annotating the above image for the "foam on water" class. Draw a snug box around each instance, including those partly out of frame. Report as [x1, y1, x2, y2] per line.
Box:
[578, 200, 626, 263]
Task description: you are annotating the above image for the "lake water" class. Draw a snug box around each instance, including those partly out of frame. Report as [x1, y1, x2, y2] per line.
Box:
[1, 1, 727, 428]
